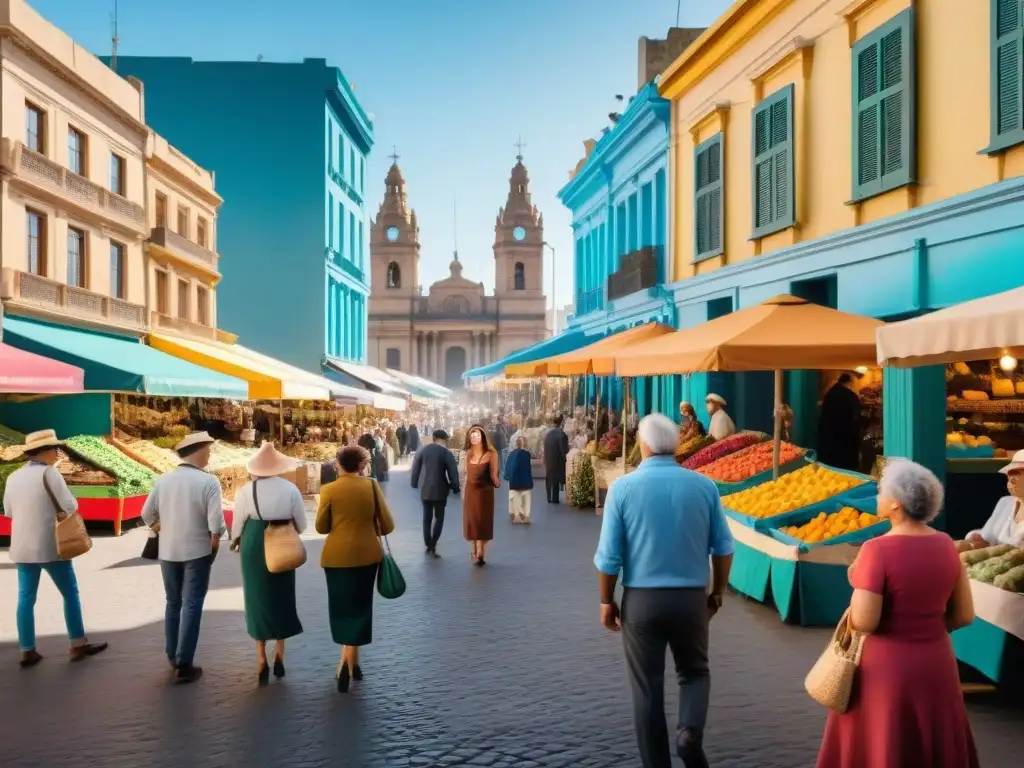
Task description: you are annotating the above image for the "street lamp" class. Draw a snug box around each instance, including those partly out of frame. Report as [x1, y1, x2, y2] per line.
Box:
[542, 241, 556, 333]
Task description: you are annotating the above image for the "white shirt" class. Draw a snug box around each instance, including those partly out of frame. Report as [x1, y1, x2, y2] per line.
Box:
[141, 464, 225, 562]
[708, 410, 737, 441]
[3, 461, 78, 563]
[969, 496, 1024, 547]
[230, 476, 308, 541]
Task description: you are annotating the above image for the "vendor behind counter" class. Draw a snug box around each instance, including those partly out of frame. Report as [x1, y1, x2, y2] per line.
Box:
[967, 450, 1024, 548]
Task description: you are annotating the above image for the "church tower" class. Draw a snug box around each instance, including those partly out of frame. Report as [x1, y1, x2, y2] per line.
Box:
[493, 147, 544, 298]
[370, 156, 420, 299]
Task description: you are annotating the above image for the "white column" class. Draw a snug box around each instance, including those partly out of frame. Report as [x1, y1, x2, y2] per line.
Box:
[410, 331, 418, 374]
[436, 332, 444, 383]
[470, 331, 478, 369]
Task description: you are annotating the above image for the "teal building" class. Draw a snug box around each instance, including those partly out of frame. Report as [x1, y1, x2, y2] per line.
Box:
[107, 57, 373, 372]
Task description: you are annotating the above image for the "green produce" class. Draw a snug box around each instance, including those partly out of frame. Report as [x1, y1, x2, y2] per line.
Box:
[993, 564, 1024, 593]
[0, 461, 27, 516]
[65, 435, 156, 497]
[959, 544, 1014, 565]
[968, 549, 1024, 583]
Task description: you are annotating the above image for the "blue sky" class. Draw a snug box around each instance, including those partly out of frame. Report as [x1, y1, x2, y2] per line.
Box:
[36, 0, 732, 308]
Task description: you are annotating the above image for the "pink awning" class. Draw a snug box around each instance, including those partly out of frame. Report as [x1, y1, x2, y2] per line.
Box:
[0, 343, 84, 393]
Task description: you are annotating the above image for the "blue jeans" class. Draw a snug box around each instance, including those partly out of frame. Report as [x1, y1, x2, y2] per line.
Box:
[16, 561, 86, 652]
[160, 555, 213, 669]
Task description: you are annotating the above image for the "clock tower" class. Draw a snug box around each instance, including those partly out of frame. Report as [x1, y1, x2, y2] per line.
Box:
[493, 147, 544, 298]
[370, 155, 420, 299]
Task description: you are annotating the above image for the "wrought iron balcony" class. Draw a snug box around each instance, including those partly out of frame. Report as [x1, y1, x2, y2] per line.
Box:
[575, 288, 604, 317]
[607, 246, 658, 301]
[149, 227, 219, 272]
[150, 311, 218, 340]
[1, 268, 146, 331]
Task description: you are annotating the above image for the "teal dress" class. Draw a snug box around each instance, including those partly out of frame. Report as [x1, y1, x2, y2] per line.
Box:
[240, 519, 303, 641]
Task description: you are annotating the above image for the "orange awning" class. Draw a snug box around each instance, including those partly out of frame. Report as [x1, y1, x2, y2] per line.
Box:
[614, 296, 884, 376]
[507, 323, 676, 377]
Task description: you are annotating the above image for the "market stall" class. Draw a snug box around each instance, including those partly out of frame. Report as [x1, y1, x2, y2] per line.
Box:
[0, 343, 84, 394]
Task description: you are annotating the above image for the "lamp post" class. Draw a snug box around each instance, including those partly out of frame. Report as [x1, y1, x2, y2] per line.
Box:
[542, 241, 556, 334]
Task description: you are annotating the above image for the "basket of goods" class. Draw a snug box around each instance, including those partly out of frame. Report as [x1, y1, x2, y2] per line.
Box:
[771, 502, 887, 548]
[681, 432, 768, 471]
[966, 547, 1024, 585]
[720, 463, 871, 529]
[698, 440, 807, 490]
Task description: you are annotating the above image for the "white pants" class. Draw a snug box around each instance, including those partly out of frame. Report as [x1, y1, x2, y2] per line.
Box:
[509, 490, 531, 522]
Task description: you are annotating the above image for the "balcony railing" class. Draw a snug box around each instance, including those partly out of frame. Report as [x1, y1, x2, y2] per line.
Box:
[329, 169, 363, 205]
[576, 288, 604, 317]
[149, 227, 220, 271]
[0, 139, 147, 235]
[1, 268, 146, 330]
[325, 247, 366, 283]
[607, 246, 658, 301]
[150, 311, 218, 340]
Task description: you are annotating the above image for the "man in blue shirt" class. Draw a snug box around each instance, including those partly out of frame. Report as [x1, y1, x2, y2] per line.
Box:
[594, 413, 735, 768]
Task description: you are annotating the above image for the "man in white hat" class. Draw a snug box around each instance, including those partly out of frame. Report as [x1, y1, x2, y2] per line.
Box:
[966, 449, 1024, 548]
[704, 394, 736, 442]
[141, 431, 224, 684]
[3, 429, 108, 667]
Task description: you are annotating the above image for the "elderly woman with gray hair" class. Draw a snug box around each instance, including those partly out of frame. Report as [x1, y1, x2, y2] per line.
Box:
[816, 459, 978, 768]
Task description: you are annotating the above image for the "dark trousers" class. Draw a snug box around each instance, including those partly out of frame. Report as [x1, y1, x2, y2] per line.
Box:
[545, 476, 561, 503]
[422, 500, 446, 550]
[621, 587, 710, 768]
[160, 554, 214, 670]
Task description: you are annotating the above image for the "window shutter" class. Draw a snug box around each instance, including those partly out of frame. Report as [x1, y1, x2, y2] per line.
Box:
[694, 134, 723, 260]
[751, 85, 794, 239]
[992, 0, 1024, 148]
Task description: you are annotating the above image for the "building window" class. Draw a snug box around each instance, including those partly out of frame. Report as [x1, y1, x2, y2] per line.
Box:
[339, 203, 345, 256]
[67, 227, 86, 288]
[349, 212, 356, 259]
[751, 83, 795, 239]
[990, 0, 1024, 152]
[197, 217, 208, 248]
[109, 153, 126, 196]
[155, 270, 168, 314]
[177, 206, 189, 238]
[387, 261, 401, 288]
[852, 9, 916, 201]
[26, 103, 45, 153]
[514, 262, 525, 290]
[694, 133, 724, 261]
[615, 201, 627, 262]
[177, 279, 190, 320]
[26, 210, 46, 276]
[349, 147, 356, 184]
[197, 286, 209, 325]
[67, 127, 86, 176]
[385, 348, 401, 369]
[109, 241, 126, 299]
[328, 192, 335, 248]
[155, 193, 167, 228]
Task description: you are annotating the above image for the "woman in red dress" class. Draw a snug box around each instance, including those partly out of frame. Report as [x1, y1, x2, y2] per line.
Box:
[461, 425, 499, 566]
[817, 459, 978, 768]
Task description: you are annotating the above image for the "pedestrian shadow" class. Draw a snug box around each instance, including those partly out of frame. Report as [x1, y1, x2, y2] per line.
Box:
[102, 557, 161, 569]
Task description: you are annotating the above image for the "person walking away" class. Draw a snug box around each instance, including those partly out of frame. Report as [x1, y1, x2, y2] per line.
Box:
[3, 429, 108, 668]
[504, 436, 534, 524]
[229, 442, 307, 684]
[141, 432, 225, 684]
[704, 394, 736, 441]
[461, 425, 499, 565]
[396, 422, 408, 459]
[817, 372, 863, 471]
[316, 445, 396, 693]
[407, 423, 421, 455]
[543, 415, 570, 504]
[595, 413, 735, 768]
[490, 417, 508, 474]
[410, 429, 460, 557]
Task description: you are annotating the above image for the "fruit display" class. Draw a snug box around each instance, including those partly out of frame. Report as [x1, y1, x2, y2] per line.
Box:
[959, 544, 1014, 565]
[122, 438, 180, 473]
[676, 434, 713, 462]
[778, 506, 881, 543]
[967, 549, 1024, 583]
[681, 432, 767, 471]
[994, 564, 1024, 592]
[64, 436, 157, 496]
[698, 441, 805, 484]
[721, 463, 868, 520]
[596, 429, 623, 460]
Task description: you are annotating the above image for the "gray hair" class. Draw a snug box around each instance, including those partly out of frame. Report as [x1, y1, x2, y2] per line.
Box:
[637, 413, 678, 456]
[878, 459, 944, 523]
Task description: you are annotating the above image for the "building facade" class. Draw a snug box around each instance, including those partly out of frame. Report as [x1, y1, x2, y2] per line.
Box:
[0, 0, 149, 336]
[367, 156, 549, 390]
[108, 56, 373, 372]
[659, 0, 1024, 473]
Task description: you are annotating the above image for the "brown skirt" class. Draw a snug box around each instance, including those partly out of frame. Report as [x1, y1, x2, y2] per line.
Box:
[463, 479, 495, 541]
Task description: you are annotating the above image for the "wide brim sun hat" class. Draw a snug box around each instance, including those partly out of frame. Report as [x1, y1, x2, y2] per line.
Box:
[247, 441, 299, 477]
[23, 429, 63, 451]
[174, 431, 215, 452]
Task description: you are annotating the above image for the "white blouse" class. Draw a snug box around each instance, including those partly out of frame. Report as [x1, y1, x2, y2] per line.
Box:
[230, 476, 308, 542]
[968, 496, 1024, 548]
[709, 410, 737, 441]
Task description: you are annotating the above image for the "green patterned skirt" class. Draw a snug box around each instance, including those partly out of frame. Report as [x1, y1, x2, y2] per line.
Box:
[240, 520, 303, 642]
[324, 563, 379, 646]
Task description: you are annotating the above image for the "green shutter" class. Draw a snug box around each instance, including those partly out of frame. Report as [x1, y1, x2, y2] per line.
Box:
[694, 133, 723, 261]
[751, 84, 795, 239]
[990, 0, 1024, 151]
[851, 8, 915, 201]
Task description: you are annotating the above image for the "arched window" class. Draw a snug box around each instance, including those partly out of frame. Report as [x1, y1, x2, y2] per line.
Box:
[385, 348, 401, 369]
[387, 261, 401, 288]
[513, 262, 525, 290]
[442, 295, 471, 314]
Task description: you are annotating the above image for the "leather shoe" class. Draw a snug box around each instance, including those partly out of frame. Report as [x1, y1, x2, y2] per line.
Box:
[69, 642, 108, 662]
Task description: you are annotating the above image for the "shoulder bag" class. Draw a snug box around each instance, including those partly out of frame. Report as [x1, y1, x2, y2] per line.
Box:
[44, 469, 92, 560]
[253, 479, 307, 574]
[804, 608, 866, 713]
[371, 479, 405, 599]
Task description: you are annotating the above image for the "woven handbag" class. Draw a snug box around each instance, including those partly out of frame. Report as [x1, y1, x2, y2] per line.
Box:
[252, 479, 306, 574]
[44, 471, 92, 560]
[371, 479, 406, 600]
[804, 609, 866, 713]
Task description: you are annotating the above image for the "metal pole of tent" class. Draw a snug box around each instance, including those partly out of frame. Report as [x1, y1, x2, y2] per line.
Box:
[772, 369, 784, 480]
[594, 380, 601, 509]
[621, 377, 629, 469]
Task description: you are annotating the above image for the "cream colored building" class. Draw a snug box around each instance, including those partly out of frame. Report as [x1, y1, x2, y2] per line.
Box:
[0, 0, 149, 334]
[367, 155, 549, 390]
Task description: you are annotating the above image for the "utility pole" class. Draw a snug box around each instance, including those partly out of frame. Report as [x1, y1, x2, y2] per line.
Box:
[543, 241, 556, 334]
[110, 0, 119, 73]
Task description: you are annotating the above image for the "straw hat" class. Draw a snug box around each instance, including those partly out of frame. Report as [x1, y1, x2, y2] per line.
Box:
[247, 441, 298, 478]
[705, 393, 728, 407]
[23, 429, 63, 451]
[999, 449, 1024, 474]
[175, 431, 215, 452]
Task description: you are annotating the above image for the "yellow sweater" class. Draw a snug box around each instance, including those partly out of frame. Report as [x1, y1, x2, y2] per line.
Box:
[316, 475, 396, 568]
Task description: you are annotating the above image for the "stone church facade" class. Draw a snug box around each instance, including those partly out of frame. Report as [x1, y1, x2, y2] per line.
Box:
[367, 155, 549, 389]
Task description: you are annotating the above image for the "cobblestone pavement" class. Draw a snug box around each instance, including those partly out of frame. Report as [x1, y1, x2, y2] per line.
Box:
[1, 462, 1020, 767]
